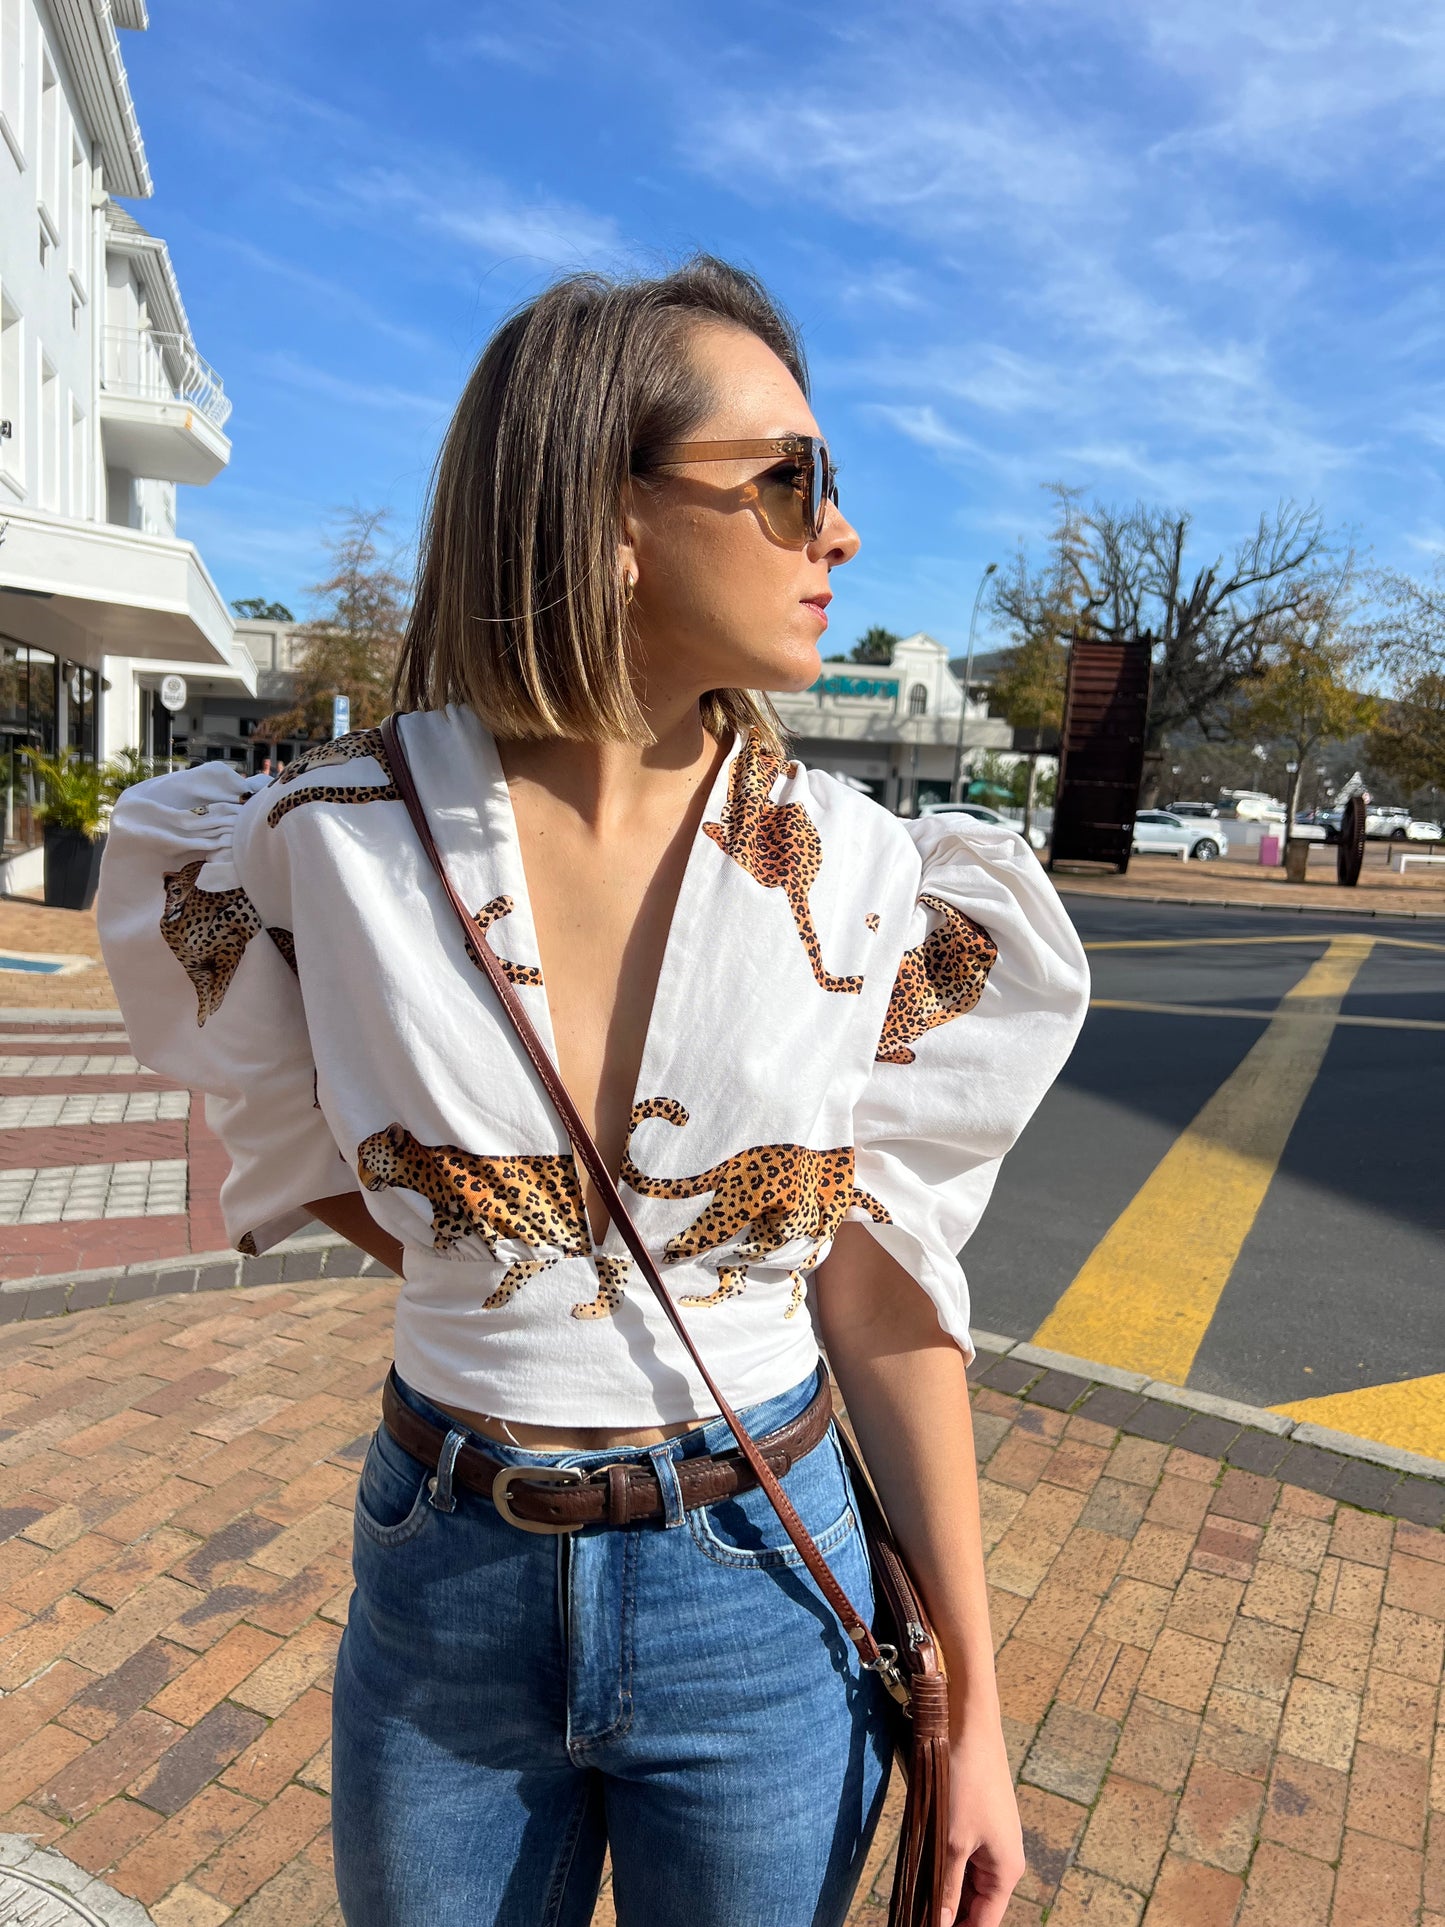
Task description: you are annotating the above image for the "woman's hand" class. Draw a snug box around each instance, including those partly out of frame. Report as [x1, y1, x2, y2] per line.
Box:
[941, 1701, 1025, 1927]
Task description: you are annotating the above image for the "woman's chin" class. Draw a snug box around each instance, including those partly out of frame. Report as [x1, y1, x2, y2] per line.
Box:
[744, 640, 823, 695]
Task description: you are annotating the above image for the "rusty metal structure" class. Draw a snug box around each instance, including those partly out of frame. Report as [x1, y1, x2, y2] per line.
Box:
[1048, 637, 1154, 874]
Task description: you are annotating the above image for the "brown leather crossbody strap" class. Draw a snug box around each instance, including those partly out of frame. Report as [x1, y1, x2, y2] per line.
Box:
[379, 713, 883, 1667]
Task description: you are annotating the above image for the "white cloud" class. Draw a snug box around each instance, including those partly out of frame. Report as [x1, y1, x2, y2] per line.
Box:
[339, 165, 625, 270]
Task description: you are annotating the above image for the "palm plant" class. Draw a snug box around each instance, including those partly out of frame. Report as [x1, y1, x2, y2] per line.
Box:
[21, 746, 107, 838]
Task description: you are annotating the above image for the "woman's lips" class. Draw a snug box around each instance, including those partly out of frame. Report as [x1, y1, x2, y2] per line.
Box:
[801, 599, 830, 629]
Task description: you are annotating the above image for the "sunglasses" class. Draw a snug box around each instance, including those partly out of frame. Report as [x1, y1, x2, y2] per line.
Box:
[646, 435, 840, 547]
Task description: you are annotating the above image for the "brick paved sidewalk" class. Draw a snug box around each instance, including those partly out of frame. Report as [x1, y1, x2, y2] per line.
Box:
[0, 1015, 232, 1285]
[0, 1280, 1440, 1926]
[1057, 850, 1445, 918]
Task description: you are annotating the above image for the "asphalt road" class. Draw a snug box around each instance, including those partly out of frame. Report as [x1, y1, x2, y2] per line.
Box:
[964, 895, 1445, 1458]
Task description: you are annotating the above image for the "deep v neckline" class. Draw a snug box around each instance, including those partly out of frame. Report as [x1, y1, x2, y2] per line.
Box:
[473, 719, 742, 1251]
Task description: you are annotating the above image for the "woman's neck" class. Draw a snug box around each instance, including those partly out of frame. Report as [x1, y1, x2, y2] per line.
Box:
[496, 699, 723, 832]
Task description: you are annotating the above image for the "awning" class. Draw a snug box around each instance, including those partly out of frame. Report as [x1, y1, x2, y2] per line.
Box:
[0, 505, 243, 676]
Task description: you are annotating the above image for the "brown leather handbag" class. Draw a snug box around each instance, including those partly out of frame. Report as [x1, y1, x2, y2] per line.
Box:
[379, 715, 952, 1926]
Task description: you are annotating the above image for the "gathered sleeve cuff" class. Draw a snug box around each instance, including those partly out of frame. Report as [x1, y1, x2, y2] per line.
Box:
[847, 816, 1090, 1360]
[96, 763, 359, 1256]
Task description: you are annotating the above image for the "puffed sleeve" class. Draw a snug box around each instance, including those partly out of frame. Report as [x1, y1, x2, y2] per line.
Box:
[96, 763, 359, 1256]
[847, 816, 1090, 1359]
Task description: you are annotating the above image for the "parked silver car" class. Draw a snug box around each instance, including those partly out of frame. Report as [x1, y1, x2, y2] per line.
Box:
[1131, 809, 1229, 861]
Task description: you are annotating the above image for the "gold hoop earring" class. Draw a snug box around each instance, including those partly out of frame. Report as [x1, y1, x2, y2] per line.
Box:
[623, 573, 637, 606]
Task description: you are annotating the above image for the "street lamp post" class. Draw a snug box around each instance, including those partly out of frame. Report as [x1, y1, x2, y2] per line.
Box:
[951, 561, 998, 803]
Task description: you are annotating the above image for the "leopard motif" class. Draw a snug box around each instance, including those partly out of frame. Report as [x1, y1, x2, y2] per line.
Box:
[874, 895, 998, 1065]
[704, 731, 861, 996]
[621, 1097, 890, 1309]
[267, 926, 298, 975]
[472, 895, 543, 987]
[274, 728, 386, 784]
[356, 1122, 623, 1318]
[267, 728, 399, 828]
[160, 857, 262, 1025]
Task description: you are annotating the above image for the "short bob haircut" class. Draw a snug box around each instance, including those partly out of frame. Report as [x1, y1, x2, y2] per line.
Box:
[394, 256, 806, 753]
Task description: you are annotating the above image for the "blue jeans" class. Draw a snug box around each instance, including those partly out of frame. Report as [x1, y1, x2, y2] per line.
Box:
[332, 1363, 893, 1926]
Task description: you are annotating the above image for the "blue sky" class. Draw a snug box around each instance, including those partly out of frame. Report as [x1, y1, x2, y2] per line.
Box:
[123, 0, 1445, 655]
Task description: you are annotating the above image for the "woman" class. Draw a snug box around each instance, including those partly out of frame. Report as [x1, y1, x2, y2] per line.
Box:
[99, 258, 1089, 1927]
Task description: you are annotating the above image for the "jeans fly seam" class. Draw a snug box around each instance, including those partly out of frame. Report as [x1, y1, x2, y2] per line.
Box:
[567, 1526, 638, 1757]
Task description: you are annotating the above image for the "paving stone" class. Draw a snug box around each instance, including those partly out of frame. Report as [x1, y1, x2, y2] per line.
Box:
[1169, 1416, 1241, 1462]
[1225, 1433, 1294, 1472]
[1021, 1703, 1121, 1804]
[1331, 1828, 1423, 1927]
[1078, 1775, 1177, 1891]
[131, 1700, 269, 1816]
[978, 1357, 1043, 1396]
[1139, 1854, 1242, 1927]
[1277, 1675, 1361, 1772]
[1170, 1758, 1264, 1872]
[1386, 1479, 1445, 1530]
[1208, 1467, 1279, 1526]
[1025, 1369, 1093, 1413]
[1275, 1443, 1348, 1497]
[1235, 1840, 1334, 1927]
[1347, 1741, 1430, 1849]
[1077, 1386, 1144, 1431]
[1120, 1402, 1188, 1446]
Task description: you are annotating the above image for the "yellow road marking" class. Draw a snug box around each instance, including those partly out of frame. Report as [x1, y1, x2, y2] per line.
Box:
[1033, 936, 1375, 1382]
[1091, 997, 1445, 1034]
[1272, 1375, 1445, 1463]
[1085, 933, 1445, 953]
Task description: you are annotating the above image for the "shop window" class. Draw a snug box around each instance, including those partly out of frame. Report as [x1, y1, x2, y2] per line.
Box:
[908, 683, 928, 717]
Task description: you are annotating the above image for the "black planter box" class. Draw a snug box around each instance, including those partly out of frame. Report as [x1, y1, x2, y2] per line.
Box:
[43, 825, 107, 910]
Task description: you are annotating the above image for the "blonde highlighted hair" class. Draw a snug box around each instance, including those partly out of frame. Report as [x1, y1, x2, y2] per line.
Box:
[394, 256, 805, 754]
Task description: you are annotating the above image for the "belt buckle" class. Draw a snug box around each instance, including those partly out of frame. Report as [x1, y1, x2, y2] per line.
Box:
[491, 1464, 587, 1534]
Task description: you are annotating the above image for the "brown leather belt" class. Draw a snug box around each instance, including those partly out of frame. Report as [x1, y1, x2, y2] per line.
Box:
[379, 1366, 832, 1534]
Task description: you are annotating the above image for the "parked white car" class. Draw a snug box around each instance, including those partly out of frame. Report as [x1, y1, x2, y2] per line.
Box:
[1366, 806, 1443, 842]
[917, 801, 1048, 850]
[1131, 809, 1229, 861]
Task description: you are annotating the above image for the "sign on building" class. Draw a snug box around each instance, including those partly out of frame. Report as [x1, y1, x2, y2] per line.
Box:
[159, 675, 187, 712]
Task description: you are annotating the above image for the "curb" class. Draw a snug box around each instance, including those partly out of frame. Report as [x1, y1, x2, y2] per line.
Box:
[0, 1232, 396, 1324]
[968, 1331, 1445, 1529]
[0, 1007, 126, 1023]
[1056, 885, 1445, 921]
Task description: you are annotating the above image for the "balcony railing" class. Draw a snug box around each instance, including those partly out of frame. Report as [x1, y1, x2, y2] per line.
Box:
[100, 326, 233, 432]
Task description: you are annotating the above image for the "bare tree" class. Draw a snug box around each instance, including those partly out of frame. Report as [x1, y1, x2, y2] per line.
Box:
[1010, 488, 1339, 803]
[259, 509, 409, 742]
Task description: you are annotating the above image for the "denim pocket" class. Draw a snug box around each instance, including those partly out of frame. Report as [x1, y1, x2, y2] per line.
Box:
[688, 1424, 857, 1569]
[353, 1422, 433, 1548]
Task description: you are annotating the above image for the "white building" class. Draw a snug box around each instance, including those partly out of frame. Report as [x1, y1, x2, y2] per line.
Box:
[0, 0, 252, 850]
[773, 631, 1017, 811]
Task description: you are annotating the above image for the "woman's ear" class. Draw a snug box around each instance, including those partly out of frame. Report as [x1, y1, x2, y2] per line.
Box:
[617, 482, 643, 599]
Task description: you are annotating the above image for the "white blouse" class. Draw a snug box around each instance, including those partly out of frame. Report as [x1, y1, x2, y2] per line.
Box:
[97, 706, 1089, 1425]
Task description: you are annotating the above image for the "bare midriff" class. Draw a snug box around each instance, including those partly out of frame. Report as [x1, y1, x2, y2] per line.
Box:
[430, 1398, 710, 1453]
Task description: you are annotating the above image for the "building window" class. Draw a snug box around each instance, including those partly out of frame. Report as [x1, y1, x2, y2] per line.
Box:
[0, 644, 59, 851]
[0, 295, 20, 485]
[0, 0, 23, 164]
[37, 50, 56, 237]
[38, 353, 57, 508]
[68, 395, 84, 514]
[69, 135, 87, 282]
[908, 683, 928, 717]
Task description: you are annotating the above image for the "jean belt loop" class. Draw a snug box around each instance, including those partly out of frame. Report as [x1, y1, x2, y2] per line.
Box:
[428, 1427, 467, 1514]
[647, 1442, 687, 1529]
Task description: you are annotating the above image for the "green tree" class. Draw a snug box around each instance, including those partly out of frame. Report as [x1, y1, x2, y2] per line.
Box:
[258, 510, 408, 741]
[1367, 671, 1445, 796]
[230, 597, 295, 621]
[850, 626, 900, 665]
[1235, 597, 1376, 839]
